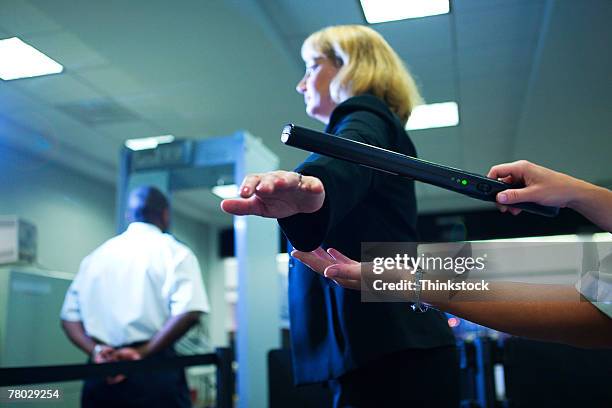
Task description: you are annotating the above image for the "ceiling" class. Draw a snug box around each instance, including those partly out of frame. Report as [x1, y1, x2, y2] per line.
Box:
[1, 0, 611, 225]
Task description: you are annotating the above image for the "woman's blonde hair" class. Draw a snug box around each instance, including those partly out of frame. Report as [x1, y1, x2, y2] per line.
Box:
[302, 25, 423, 125]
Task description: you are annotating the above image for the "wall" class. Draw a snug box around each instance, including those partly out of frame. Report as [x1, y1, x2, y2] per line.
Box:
[0, 142, 211, 276]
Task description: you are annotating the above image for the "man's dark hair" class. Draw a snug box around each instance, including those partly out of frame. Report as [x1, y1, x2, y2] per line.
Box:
[127, 186, 169, 225]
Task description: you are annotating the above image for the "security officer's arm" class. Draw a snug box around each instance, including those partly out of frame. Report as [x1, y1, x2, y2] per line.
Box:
[60, 272, 114, 361]
[135, 311, 203, 357]
[488, 160, 612, 232]
[61, 320, 96, 355]
[61, 320, 115, 362]
[293, 248, 612, 349]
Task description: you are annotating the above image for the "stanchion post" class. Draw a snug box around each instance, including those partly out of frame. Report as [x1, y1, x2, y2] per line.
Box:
[215, 347, 234, 408]
[474, 337, 497, 408]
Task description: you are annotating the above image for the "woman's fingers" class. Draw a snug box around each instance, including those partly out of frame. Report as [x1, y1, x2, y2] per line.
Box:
[220, 196, 264, 216]
[291, 249, 333, 273]
[252, 172, 295, 195]
[313, 247, 334, 261]
[240, 171, 296, 197]
[240, 174, 261, 197]
[259, 172, 324, 195]
[231, 171, 325, 217]
[291, 249, 363, 291]
[255, 172, 281, 194]
[300, 175, 325, 194]
[324, 263, 361, 281]
[326, 248, 359, 265]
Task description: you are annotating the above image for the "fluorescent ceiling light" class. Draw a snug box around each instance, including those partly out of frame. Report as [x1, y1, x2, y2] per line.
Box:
[406, 101, 459, 131]
[0, 37, 64, 80]
[360, 0, 449, 24]
[212, 184, 238, 199]
[125, 135, 175, 151]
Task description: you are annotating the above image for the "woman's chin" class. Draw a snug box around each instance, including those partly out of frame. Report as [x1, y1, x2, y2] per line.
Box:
[304, 109, 331, 124]
[305, 106, 317, 119]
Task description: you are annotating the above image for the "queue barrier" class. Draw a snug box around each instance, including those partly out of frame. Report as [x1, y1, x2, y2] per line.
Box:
[0, 347, 234, 408]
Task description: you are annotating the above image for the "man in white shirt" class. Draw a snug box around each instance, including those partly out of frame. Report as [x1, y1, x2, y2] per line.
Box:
[61, 186, 210, 408]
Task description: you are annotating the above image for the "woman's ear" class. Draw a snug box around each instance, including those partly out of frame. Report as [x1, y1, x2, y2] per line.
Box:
[331, 82, 351, 105]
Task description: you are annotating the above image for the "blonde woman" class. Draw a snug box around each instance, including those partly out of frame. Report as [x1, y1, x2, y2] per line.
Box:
[223, 25, 458, 407]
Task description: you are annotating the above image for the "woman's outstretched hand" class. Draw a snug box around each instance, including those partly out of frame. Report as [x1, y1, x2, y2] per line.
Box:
[221, 170, 325, 219]
[291, 247, 362, 290]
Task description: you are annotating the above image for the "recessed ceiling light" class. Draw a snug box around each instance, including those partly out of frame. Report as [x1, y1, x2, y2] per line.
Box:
[360, 0, 449, 24]
[0, 37, 64, 80]
[125, 135, 175, 151]
[406, 101, 459, 131]
[212, 184, 238, 199]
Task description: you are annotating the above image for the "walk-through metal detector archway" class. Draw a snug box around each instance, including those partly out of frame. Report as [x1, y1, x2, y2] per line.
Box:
[116, 131, 280, 407]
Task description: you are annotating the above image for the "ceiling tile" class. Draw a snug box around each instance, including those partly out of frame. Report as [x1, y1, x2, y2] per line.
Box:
[7, 102, 115, 158]
[0, 0, 63, 35]
[411, 68, 456, 103]
[377, 13, 452, 57]
[20, 30, 109, 71]
[453, 0, 543, 14]
[457, 41, 533, 82]
[409, 49, 455, 74]
[459, 77, 525, 172]
[260, 0, 363, 38]
[95, 121, 161, 143]
[9, 72, 103, 105]
[455, 0, 544, 49]
[0, 84, 40, 113]
[75, 66, 148, 97]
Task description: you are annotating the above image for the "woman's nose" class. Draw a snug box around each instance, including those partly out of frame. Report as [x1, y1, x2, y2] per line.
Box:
[296, 76, 307, 94]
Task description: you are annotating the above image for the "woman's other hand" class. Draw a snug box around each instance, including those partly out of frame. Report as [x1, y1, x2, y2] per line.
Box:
[292, 247, 362, 290]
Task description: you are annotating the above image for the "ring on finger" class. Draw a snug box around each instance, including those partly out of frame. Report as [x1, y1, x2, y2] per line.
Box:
[296, 172, 303, 187]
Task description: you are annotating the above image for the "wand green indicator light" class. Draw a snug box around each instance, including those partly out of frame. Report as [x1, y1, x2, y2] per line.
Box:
[461, 179, 468, 186]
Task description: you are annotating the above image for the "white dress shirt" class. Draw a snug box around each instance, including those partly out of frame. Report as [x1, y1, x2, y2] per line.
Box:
[61, 222, 210, 347]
